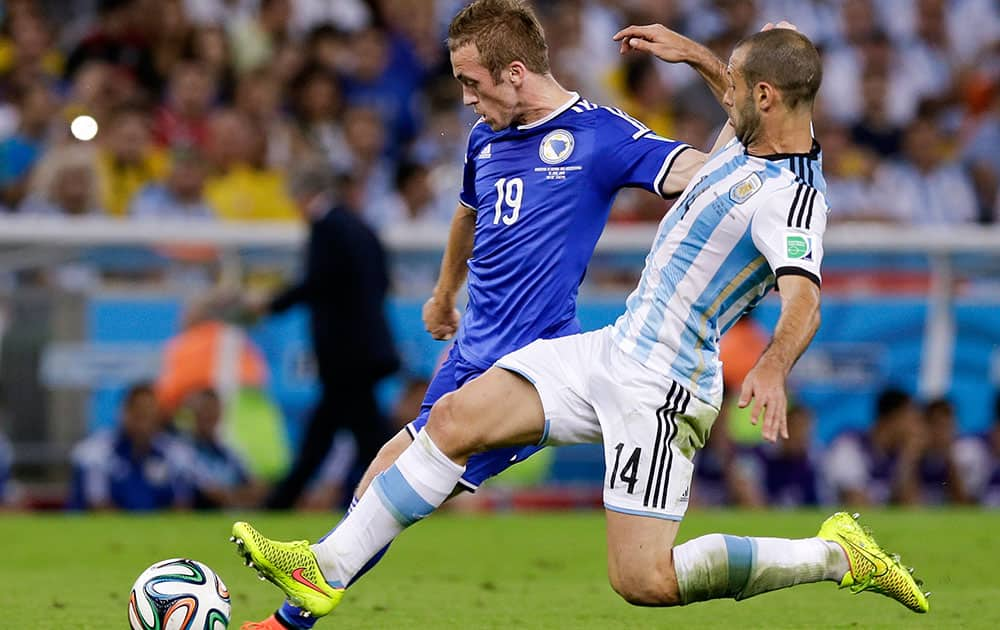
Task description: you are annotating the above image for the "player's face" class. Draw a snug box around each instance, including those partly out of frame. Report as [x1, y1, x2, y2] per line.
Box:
[725, 48, 762, 147]
[451, 43, 518, 131]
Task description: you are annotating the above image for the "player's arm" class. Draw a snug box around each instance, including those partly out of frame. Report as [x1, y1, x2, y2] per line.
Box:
[614, 24, 729, 114]
[740, 275, 820, 442]
[744, 185, 829, 442]
[614, 21, 799, 119]
[423, 203, 476, 340]
[659, 148, 708, 197]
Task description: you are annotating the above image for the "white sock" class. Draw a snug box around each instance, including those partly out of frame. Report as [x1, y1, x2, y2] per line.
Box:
[673, 534, 848, 603]
[311, 431, 464, 586]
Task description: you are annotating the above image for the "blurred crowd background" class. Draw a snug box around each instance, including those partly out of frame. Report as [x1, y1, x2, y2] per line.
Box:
[1, 0, 999, 514]
[1, 0, 998, 226]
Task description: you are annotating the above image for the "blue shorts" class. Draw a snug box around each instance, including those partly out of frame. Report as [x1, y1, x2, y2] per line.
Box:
[406, 345, 544, 491]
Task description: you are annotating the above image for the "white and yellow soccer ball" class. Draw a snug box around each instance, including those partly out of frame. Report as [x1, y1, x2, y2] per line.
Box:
[129, 558, 231, 629]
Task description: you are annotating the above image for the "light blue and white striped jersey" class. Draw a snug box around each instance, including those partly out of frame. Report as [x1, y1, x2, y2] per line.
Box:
[613, 136, 829, 407]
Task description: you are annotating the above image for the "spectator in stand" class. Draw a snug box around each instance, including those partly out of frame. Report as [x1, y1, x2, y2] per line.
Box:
[0, 81, 57, 209]
[152, 59, 216, 150]
[342, 105, 395, 227]
[849, 68, 904, 157]
[954, 393, 1000, 506]
[234, 66, 296, 170]
[289, 64, 350, 173]
[371, 161, 452, 230]
[69, 382, 192, 511]
[748, 405, 821, 507]
[919, 397, 970, 504]
[181, 388, 263, 509]
[63, 0, 160, 96]
[823, 387, 925, 506]
[61, 60, 123, 135]
[821, 123, 893, 223]
[129, 146, 215, 219]
[690, 407, 764, 508]
[227, 0, 291, 74]
[18, 144, 103, 216]
[0, 4, 63, 92]
[873, 108, 979, 224]
[96, 104, 169, 217]
[148, 0, 194, 84]
[340, 25, 425, 148]
[183, 25, 236, 103]
[203, 109, 297, 221]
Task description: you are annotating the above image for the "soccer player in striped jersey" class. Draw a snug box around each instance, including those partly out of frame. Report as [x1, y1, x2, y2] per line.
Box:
[233, 20, 930, 622]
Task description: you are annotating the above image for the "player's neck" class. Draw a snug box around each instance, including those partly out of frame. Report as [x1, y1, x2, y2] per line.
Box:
[746, 110, 813, 157]
[515, 75, 574, 127]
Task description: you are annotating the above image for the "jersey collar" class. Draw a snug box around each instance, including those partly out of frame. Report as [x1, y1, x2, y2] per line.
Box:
[516, 91, 581, 130]
[747, 139, 822, 161]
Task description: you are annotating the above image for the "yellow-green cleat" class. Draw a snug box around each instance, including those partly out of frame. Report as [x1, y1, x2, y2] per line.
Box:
[230, 521, 344, 618]
[817, 512, 929, 613]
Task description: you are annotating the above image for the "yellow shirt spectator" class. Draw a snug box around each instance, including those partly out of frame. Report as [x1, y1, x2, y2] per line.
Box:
[97, 149, 169, 217]
[205, 164, 299, 222]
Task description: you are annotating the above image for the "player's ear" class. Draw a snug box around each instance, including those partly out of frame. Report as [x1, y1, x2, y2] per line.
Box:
[506, 61, 527, 86]
[756, 81, 777, 112]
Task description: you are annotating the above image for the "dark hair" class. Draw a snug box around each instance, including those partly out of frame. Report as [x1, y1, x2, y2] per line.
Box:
[875, 387, 911, 421]
[395, 160, 428, 191]
[736, 28, 822, 110]
[123, 382, 155, 407]
[925, 397, 953, 417]
[447, 0, 549, 83]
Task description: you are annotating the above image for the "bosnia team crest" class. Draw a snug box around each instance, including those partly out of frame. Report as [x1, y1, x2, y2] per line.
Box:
[539, 129, 575, 165]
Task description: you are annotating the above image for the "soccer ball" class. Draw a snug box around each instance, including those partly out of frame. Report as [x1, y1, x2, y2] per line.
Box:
[128, 558, 231, 629]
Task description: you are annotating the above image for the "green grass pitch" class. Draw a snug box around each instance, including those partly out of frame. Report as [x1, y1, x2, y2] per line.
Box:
[1, 509, 998, 628]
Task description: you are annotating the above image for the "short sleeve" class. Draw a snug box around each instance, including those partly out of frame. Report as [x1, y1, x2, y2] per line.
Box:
[594, 108, 691, 199]
[751, 181, 829, 287]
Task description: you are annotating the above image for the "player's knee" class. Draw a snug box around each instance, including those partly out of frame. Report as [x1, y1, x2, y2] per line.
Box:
[425, 393, 480, 458]
[608, 564, 682, 607]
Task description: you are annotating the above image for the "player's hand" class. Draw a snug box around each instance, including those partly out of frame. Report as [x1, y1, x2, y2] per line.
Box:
[738, 360, 789, 443]
[761, 21, 799, 32]
[613, 24, 695, 62]
[423, 294, 460, 340]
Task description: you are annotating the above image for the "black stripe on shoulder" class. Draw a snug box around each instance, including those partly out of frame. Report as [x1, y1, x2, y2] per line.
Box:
[804, 187, 818, 229]
[787, 183, 804, 227]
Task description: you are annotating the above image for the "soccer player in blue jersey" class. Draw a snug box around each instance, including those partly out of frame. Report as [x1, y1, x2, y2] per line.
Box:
[239, 1, 708, 627]
[233, 13, 930, 624]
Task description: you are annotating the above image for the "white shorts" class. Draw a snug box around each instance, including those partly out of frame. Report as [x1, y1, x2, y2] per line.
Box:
[496, 327, 719, 521]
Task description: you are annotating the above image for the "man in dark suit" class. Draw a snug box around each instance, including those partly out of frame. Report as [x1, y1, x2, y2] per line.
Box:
[254, 164, 399, 509]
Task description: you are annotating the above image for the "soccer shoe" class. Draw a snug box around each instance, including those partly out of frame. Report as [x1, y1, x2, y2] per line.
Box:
[240, 614, 286, 630]
[231, 522, 343, 618]
[817, 512, 930, 613]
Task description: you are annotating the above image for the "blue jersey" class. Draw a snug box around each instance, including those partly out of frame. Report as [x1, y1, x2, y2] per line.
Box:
[69, 430, 193, 511]
[455, 93, 690, 368]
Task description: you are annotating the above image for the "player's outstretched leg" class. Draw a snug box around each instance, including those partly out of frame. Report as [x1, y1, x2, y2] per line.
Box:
[815, 512, 930, 612]
[230, 427, 463, 618]
[231, 367, 543, 620]
[607, 510, 928, 613]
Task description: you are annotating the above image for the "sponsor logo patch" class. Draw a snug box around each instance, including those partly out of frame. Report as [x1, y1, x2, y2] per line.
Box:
[785, 233, 813, 261]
